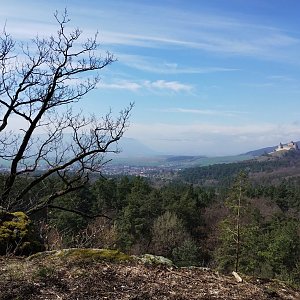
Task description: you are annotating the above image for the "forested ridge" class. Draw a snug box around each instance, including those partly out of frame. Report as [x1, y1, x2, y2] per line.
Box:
[179, 150, 300, 185]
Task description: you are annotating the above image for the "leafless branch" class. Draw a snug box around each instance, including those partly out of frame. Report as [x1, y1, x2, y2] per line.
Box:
[0, 10, 132, 215]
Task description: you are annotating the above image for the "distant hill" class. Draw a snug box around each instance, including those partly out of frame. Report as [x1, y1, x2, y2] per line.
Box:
[244, 146, 276, 156]
[244, 141, 300, 157]
[179, 150, 300, 185]
[116, 137, 158, 157]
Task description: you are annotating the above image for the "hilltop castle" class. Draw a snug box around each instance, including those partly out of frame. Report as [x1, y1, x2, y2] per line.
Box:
[274, 141, 299, 152]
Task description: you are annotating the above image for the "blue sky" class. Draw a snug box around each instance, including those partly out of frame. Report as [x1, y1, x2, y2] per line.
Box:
[1, 0, 300, 155]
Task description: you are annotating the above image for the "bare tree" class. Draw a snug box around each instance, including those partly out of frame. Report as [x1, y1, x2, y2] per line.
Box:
[0, 10, 133, 215]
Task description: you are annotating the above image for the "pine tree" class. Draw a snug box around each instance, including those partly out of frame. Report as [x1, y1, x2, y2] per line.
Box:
[216, 171, 249, 272]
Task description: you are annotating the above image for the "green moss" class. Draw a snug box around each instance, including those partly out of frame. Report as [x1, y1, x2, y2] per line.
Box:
[34, 266, 56, 280]
[56, 248, 131, 262]
[29, 248, 131, 263]
[0, 211, 45, 255]
[1, 212, 29, 238]
[27, 250, 57, 260]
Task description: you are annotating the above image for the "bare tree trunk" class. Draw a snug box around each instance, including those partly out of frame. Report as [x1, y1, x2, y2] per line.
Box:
[235, 183, 242, 272]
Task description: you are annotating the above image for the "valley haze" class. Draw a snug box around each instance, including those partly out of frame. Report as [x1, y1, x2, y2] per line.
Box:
[115, 137, 299, 158]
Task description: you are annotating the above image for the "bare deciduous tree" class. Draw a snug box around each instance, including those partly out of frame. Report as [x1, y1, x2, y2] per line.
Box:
[0, 10, 133, 215]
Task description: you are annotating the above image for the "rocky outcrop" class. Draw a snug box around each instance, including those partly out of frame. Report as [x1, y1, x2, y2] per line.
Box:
[0, 252, 299, 299]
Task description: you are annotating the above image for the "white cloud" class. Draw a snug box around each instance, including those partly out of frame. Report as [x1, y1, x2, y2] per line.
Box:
[143, 80, 192, 93]
[98, 81, 141, 92]
[98, 80, 193, 93]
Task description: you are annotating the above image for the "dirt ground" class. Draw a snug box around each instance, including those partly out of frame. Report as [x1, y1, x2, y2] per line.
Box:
[0, 252, 299, 300]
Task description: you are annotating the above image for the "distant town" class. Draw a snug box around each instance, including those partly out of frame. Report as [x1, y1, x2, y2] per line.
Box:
[101, 164, 179, 179]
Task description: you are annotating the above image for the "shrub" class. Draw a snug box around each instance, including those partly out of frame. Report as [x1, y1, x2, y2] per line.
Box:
[0, 211, 45, 255]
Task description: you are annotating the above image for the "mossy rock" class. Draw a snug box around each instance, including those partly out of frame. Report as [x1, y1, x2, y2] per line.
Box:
[0, 211, 45, 256]
[29, 248, 131, 263]
[136, 254, 174, 266]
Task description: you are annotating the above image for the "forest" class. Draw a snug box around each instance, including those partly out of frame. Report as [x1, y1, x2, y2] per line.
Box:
[2, 160, 299, 286]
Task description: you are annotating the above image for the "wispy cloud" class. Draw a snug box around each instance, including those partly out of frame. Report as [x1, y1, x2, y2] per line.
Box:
[98, 81, 141, 92]
[244, 74, 299, 89]
[117, 54, 238, 74]
[242, 82, 275, 88]
[163, 108, 245, 117]
[2, 2, 300, 64]
[98, 79, 193, 93]
[143, 80, 192, 92]
[99, 20, 300, 63]
[267, 75, 296, 82]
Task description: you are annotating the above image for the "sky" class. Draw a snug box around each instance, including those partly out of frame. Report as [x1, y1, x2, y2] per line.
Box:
[1, 0, 300, 156]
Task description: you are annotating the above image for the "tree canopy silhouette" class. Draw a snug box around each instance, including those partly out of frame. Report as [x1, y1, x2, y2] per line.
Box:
[0, 10, 133, 215]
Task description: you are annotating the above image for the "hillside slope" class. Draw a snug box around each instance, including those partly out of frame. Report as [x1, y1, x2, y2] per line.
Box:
[179, 150, 300, 185]
[1, 249, 299, 300]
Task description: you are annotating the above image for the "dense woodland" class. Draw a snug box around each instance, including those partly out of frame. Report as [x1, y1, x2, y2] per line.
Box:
[2, 153, 299, 286]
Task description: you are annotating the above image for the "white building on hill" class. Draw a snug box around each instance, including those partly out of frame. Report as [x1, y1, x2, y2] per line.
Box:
[275, 141, 299, 152]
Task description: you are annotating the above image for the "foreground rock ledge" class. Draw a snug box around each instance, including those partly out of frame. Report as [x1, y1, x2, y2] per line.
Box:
[0, 249, 299, 300]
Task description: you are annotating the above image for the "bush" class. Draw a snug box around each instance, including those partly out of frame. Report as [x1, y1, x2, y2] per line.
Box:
[0, 211, 45, 255]
[172, 238, 199, 267]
